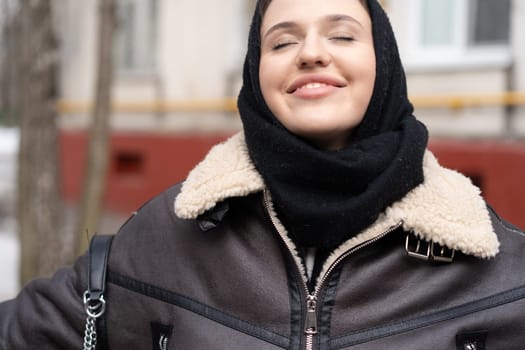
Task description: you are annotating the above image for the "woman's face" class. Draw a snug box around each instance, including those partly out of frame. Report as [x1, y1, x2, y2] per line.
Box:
[259, 0, 375, 150]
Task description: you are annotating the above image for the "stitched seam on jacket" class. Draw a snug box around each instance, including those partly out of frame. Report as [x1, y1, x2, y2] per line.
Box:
[330, 284, 525, 349]
[488, 205, 524, 235]
[107, 271, 289, 348]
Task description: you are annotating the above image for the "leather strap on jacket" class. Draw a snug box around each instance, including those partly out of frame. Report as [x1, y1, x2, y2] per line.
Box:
[83, 235, 114, 350]
[88, 235, 114, 300]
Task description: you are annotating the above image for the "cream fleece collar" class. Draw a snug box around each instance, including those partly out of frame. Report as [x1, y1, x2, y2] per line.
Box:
[175, 132, 499, 259]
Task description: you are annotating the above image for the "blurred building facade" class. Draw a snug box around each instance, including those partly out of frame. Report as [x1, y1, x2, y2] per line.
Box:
[55, 0, 525, 227]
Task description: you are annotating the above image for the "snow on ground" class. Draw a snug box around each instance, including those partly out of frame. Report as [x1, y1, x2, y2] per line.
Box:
[0, 128, 19, 153]
[0, 128, 19, 301]
[0, 128, 18, 198]
[0, 229, 19, 301]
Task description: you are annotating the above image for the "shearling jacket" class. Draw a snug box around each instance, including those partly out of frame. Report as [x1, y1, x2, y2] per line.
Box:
[1, 132, 525, 350]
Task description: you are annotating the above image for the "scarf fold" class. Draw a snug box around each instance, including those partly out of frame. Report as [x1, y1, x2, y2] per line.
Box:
[238, 0, 428, 250]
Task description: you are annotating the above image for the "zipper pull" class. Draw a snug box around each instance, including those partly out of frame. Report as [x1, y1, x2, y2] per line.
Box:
[304, 295, 318, 335]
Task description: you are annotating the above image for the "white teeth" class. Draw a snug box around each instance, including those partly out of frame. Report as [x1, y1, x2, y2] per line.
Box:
[298, 82, 328, 90]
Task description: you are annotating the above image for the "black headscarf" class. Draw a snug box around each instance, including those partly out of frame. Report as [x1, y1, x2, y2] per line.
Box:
[237, 0, 428, 250]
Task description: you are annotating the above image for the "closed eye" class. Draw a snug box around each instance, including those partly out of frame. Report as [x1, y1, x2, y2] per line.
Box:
[330, 36, 354, 42]
[272, 41, 297, 50]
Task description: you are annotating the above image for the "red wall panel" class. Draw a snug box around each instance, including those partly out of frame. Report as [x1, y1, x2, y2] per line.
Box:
[60, 132, 232, 213]
[60, 132, 525, 229]
[429, 139, 525, 229]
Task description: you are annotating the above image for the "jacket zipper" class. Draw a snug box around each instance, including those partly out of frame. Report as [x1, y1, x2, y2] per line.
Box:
[263, 190, 402, 350]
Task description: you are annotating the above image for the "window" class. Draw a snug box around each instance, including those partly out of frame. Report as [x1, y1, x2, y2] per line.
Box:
[114, 0, 158, 74]
[405, 0, 511, 69]
[114, 151, 144, 175]
[421, 0, 455, 47]
[469, 0, 510, 45]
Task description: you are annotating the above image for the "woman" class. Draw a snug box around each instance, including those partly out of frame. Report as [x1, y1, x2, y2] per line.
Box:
[1, 0, 524, 349]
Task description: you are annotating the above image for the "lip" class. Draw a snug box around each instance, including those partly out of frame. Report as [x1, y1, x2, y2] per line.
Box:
[286, 74, 347, 94]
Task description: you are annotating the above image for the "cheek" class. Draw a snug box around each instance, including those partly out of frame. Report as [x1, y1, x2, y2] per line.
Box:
[259, 57, 284, 113]
[353, 50, 376, 100]
[364, 51, 377, 90]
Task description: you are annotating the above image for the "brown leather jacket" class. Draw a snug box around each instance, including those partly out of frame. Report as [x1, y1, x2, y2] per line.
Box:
[1, 133, 525, 350]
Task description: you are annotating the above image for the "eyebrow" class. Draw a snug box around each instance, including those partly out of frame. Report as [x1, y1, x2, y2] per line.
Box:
[327, 14, 364, 28]
[262, 21, 298, 40]
[262, 14, 364, 40]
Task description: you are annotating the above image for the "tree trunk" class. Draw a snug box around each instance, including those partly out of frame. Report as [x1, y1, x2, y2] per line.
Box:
[75, 0, 116, 256]
[14, 0, 64, 285]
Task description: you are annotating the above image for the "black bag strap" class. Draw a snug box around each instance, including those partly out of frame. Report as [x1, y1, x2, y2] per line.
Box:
[88, 235, 114, 300]
[83, 234, 114, 350]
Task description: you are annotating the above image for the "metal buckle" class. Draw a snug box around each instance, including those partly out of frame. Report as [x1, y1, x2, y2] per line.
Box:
[83, 291, 106, 319]
[405, 234, 455, 263]
[431, 241, 456, 263]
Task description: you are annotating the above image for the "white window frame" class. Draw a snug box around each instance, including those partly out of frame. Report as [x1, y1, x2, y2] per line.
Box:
[403, 0, 511, 71]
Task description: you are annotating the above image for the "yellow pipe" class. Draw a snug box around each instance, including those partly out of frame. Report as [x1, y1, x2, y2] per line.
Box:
[410, 92, 525, 110]
[57, 92, 525, 114]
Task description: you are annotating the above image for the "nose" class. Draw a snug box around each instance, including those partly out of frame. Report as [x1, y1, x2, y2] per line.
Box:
[295, 34, 331, 68]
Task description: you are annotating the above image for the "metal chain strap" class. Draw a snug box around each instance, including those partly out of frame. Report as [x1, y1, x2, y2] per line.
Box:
[83, 315, 98, 350]
[83, 291, 106, 350]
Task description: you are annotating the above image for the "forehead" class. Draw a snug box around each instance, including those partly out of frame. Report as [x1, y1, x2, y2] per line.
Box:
[261, 0, 371, 32]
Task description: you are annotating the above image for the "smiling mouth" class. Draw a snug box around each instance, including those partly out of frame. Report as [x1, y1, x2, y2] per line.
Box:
[287, 76, 346, 94]
[296, 82, 330, 91]
[289, 82, 340, 94]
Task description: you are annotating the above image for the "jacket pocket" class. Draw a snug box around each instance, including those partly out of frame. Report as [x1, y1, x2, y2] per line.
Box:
[151, 322, 173, 350]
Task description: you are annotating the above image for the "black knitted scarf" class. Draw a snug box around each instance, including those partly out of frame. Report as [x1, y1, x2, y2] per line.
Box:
[238, 0, 428, 250]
